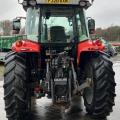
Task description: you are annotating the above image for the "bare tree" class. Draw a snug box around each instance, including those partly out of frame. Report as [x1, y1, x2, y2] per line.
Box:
[96, 26, 120, 41]
[0, 20, 12, 36]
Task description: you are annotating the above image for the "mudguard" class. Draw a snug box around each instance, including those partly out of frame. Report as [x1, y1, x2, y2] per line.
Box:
[12, 40, 41, 52]
[77, 40, 105, 64]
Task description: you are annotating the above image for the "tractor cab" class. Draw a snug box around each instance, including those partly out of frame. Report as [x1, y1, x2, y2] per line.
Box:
[13, 0, 96, 54]
[17, 0, 94, 43]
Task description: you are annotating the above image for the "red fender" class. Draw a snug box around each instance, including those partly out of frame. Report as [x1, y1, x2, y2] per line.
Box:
[77, 40, 105, 64]
[12, 40, 41, 52]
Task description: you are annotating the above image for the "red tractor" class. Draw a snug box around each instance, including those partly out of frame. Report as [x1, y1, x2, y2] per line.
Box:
[3, 0, 116, 120]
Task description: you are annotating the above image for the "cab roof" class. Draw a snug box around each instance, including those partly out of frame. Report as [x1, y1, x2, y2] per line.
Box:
[36, 0, 91, 6]
[22, 0, 93, 11]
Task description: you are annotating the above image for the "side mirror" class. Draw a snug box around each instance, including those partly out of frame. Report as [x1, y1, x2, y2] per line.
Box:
[12, 18, 21, 32]
[88, 18, 95, 34]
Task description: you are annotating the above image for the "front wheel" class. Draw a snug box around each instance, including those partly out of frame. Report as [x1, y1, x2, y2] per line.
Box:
[82, 54, 116, 119]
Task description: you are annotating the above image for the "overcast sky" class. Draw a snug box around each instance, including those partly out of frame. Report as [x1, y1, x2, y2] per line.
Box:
[0, 0, 120, 28]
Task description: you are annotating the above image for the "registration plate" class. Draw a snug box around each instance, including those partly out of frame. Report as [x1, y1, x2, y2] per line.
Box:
[47, 0, 69, 4]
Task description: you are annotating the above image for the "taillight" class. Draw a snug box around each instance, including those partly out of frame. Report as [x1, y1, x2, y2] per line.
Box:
[93, 40, 102, 46]
[16, 40, 23, 47]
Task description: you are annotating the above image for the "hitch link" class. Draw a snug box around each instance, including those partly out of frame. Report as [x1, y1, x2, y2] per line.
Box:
[77, 80, 90, 91]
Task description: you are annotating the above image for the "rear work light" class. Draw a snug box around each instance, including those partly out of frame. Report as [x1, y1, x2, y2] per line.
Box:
[79, 1, 86, 6]
[29, 0, 37, 6]
[79, 0, 91, 7]
[22, 1, 27, 6]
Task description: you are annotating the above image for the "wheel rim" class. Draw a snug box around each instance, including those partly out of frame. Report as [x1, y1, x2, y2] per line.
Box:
[84, 79, 94, 105]
[83, 64, 94, 105]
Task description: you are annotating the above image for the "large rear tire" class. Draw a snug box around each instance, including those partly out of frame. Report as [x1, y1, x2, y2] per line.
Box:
[4, 52, 31, 120]
[82, 54, 116, 119]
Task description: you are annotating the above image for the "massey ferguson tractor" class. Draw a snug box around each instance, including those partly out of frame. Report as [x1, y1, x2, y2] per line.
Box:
[3, 0, 116, 120]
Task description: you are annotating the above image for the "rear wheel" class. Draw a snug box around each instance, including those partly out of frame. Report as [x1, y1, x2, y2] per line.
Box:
[4, 52, 31, 120]
[82, 54, 116, 119]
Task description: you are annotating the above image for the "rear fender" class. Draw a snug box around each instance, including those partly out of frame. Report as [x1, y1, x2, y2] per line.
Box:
[77, 40, 105, 65]
[12, 40, 41, 53]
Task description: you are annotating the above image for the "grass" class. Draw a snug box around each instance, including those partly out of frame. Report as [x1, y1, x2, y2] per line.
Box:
[0, 64, 4, 76]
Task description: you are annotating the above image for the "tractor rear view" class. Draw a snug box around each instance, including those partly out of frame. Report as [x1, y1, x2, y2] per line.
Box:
[3, 0, 116, 120]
